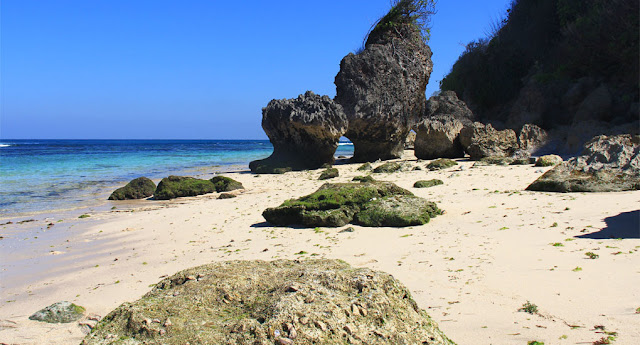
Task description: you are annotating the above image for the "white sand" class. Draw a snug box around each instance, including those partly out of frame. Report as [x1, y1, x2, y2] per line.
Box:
[1, 152, 639, 344]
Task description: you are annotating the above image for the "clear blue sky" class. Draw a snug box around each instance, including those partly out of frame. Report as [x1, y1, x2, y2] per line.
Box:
[1, 0, 511, 139]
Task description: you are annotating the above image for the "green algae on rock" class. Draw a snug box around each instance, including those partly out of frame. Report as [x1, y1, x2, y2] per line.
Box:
[210, 175, 244, 192]
[373, 162, 403, 173]
[318, 168, 339, 180]
[355, 195, 442, 227]
[427, 158, 458, 170]
[153, 176, 217, 200]
[263, 182, 441, 228]
[81, 259, 455, 345]
[534, 155, 563, 167]
[413, 179, 444, 188]
[357, 162, 373, 171]
[29, 301, 85, 323]
[352, 175, 376, 183]
[108, 177, 156, 200]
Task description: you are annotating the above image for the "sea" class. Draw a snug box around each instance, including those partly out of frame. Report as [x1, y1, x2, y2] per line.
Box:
[0, 140, 354, 219]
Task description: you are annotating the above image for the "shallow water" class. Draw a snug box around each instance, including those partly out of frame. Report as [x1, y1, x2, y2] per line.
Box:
[0, 139, 354, 218]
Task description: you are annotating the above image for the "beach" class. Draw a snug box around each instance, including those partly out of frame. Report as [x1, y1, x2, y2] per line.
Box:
[1, 151, 639, 345]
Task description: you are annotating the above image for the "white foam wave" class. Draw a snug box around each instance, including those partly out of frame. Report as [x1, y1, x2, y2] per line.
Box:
[338, 142, 353, 146]
[0, 144, 11, 148]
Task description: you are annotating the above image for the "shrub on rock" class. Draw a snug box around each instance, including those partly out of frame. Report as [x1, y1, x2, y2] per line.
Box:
[108, 177, 156, 200]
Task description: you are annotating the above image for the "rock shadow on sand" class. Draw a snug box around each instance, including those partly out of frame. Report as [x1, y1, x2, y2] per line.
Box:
[576, 210, 640, 239]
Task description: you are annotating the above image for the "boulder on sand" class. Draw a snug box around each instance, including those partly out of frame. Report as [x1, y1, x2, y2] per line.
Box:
[29, 301, 85, 324]
[459, 122, 519, 160]
[81, 259, 455, 345]
[108, 177, 156, 200]
[527, 134, 640, 192]
[249, 91, 347, 174]
[262, 182, 442, 228]
[153, 176, 216, 200]
[334, 2, 433, 162]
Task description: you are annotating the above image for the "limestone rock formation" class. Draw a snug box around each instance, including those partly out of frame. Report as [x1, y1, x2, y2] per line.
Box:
[334, 13, 432, 162]
[414, 91, 475, 159]
[527, 134, 640, 192]
[249, 91, 347, 174]
[518, 124, 548, 153]
[81, 260, 455, 345]
[108, 177, 156, 200]
[535, 155, 563, 167]
[29, 301, 85, 324]
[263, 182, 442, 228]
[459, 122, 518, 160]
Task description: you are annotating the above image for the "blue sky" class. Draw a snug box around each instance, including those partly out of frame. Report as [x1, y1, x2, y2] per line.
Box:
[1, 0, 511, 139]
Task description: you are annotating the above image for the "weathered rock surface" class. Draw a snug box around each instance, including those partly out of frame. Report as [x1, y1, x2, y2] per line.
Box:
[249, 91, 347, 173]
[459, 122, 518, 160]
[318, 168, 339, 180]
[527, 134, 640, 192]
[373, 162, 403, 174]
[427, 158, 458, 171]
[108, 177, 156, 200]
[335, 15, 432, 162]
[404, 131, 416, 150]
[518, 124, 548, 153]
[154, 176, 216, 200]
[29, 301, 85, 324]
[263, 182, 442, 228]
[413, 179, 443, 188]
[81, 260, 455, 345]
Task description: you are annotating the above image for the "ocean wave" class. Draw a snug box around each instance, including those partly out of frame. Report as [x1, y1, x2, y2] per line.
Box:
[338, 142, 353, 146]
[0, 144, 11, 148]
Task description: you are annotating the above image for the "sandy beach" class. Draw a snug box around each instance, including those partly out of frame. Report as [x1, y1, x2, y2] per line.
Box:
[1, 151, 639, 345]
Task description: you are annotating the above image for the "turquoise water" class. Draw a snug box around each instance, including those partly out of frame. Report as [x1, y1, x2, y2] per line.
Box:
[0, 140, 354, 218]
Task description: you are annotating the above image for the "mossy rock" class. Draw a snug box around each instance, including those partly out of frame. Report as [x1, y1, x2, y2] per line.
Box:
[413, 179, 444, 188]
[352, 175, 375, 183]
[355, 195, 442, 227]
[218, 193, 236, 199]
[81, 260, 455, 345]
[108, 177, 156, 200]
[475, 156, 514, 166]
[210, 176, 244, 192]
[427, 158, 458, 170]
[29, 301, 85, 323]
[535, 155, 563, 167]
[357, 162, 373, 171]
[263, 182, 441, 228]
[510, 157, 535, 165]
[154, 176, 216, 200]
[373, 162, 402, 173]
[318, 168, 339, 180]
[526, 165, 640, 192]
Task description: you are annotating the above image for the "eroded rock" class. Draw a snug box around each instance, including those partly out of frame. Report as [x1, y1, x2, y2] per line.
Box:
[459, 122, 518, 160]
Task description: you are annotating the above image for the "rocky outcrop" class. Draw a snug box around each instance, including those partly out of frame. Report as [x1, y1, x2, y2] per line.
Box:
[427, 158, 458, 171]
[29, 301, 85, 323]
[535, 155, 563, 167]
[334, 17, 432, 162]
[108, 177, 156, 200]
[249, 91, 347, 174]
[414, 179, 443, 188]
[459, 122, 518, 160]
[263, 182, 442, 227]
[81, 260, 455, 345]
[518, 124, 548, 153]
[414, 91, 475, 160]
[527, 134, 640, 192]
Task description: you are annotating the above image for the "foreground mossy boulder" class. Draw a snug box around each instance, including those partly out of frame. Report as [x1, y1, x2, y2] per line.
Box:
[29, 301, 85, 323]
[263, 182, 442, 227]
[108, 177, 156, 200]
[81, 260, 455, 345]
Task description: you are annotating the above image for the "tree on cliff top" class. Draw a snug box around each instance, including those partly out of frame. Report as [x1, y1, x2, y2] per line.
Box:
[365, 0, 437, 46]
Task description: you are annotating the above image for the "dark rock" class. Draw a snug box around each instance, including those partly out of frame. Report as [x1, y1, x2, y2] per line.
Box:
[574, 84, 612, 122]
[474, 156, 514, 166]
[29, 301, 85, 323]
[459, 122, 518, 160]
[427, 158, 458, 171]
[356, 163, 373, 171]
[318, 168, 339, 180]
[249, 91, 347, 174]
[373, 162, 403, 173]
[534, 155, 563, 167]
[218, 193, 236, 199]
[108, 177, 156, 200]
[81, 260, 455, 345]
[335, 14, 432, 162]
[352, 175, 375, 183]
[510, 157, 536, 165]
[527, 134, 640, 192]
[413, 179, 444, 188]
[154, 176, 216, 200]
[210, 176, 244, 192]
[262, 182, 441, 228]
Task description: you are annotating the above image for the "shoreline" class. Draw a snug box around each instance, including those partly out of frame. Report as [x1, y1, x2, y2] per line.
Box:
[1, 151, 639, 344]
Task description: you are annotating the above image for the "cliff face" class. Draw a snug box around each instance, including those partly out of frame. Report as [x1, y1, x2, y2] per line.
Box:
[440, 0, 639, 149]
